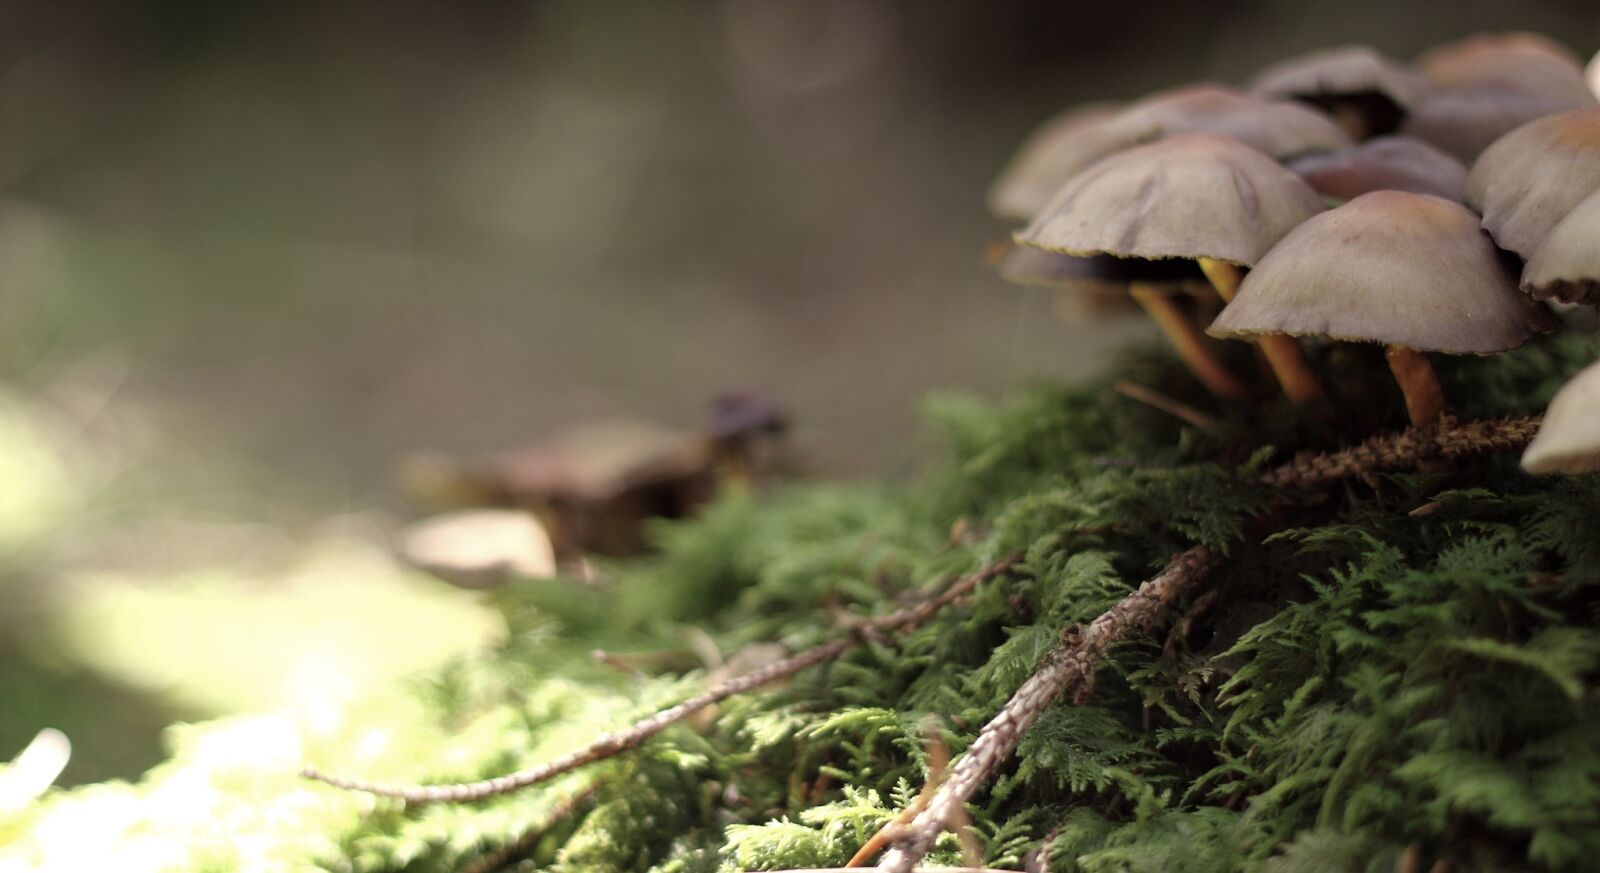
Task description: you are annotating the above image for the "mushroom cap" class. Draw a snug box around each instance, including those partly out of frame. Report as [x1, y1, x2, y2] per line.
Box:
[1464, 107, 1600, 259]
[1251, 45, 1430, 108]
[1015, 132, 1327, 268]
[1521, 359, 1600, 474]
[1288, 135, 1466, 202]
[1208, 190, 1559, 352]
[1418, 32, 1592, 106]
[1402, 84, 1593, 162]
[705, 390, 788, 440]
[1590, 48, 1600, 100]
[1113, 83, 1352, 160]
[997, 244, 1209, 295]
[399, 509, 557, 589]
[987, 85, 1350, 222]
[988, 102, 1127, 222]
[1522, 187, 1600, 305]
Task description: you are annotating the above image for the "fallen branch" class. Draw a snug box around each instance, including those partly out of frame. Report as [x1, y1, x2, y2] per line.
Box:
[302, 552, 1022, 803]
[876, 546, 1218, 873]
[1259, 414, 1540, 488]
[874, 413, 1542, 871]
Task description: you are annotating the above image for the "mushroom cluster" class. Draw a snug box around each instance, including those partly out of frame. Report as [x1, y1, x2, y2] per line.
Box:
[989, 33, 1598, 469]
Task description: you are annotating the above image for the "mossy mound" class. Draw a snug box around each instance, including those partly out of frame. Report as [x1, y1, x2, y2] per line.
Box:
[5, 334, 1600, 873]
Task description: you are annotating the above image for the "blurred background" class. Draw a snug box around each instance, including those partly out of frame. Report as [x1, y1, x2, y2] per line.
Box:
[1, 0, 1596, 788]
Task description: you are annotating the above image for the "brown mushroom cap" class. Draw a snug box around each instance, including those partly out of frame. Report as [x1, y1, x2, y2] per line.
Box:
[1522, 187, 1600, 305]
[997, 245, 1207, 295]
[1250, 45, 1429, 135]
[1208, 190, 1559, 352]
[988, 102, 1127, 222]
[1464, 107, 1600, 259]
[1015, 132, 1327, 267]
[1252, 45, 1429, 105]
[1402, 84, 1593, 162]
[1113, 84, 1352, 160]
[1418, 32, 1593, 106]
[1288, 135, 1466, 202]
[1521, 359, 1600, 474]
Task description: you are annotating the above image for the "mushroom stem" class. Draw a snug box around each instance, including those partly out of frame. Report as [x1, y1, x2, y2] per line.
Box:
[1385, 346, 1447, 426]
[1128, 282, 1250, 401]
[1198, 258, 1328, 405]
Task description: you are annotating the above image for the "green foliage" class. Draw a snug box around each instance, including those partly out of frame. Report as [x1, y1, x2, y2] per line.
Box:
[7, 333, 1600, 872]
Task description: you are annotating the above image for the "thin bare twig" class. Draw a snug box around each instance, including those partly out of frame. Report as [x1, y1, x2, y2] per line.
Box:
[876, 546, 1218, 873]
[302, 553, 1022, 803]
[1112, 380, 1217, 431]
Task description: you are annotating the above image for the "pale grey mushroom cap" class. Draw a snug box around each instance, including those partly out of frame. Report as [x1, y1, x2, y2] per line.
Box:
[1418, 32, 1593, 107]
[1402, 84, 1593, 163]
[1112, 83, 1352, 161]
[1522, 187, 1600, 305]
[1015, 132, 1327, 267]
[1522, 359, 1600, 474]
[1288, 135, 1467, 202]
[1464, 107, 1600, 259]
[988, 102, 1127, 222]
[1208, 191, 1560, 352]
[1590, 48, 1600, 100]
[1251, 45, 1429, 112]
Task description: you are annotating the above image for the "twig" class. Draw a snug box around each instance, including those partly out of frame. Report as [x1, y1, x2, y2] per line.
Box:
[1259, 414, 1540, 488]
[1111, 380, 1217, 431]
[302, 553, 1022, 803]
[876, 546, 1218, 873]
[454, 786, 596, 873]
[1023, 818, 1066, 873]
[872, 413, 1542, 871]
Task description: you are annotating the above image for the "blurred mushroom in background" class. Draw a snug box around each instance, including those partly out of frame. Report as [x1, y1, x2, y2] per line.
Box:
[398, 509, 557, 589]
[1403, 32, 1597, 161]
[1249, 45, 1430, 139]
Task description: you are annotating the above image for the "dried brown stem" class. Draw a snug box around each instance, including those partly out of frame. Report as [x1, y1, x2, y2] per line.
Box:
[454, 786, 596, 873]
[1258, 414, 1542, 488]
[876, 546, 1219, 873]
[302, 553, 1022, 803]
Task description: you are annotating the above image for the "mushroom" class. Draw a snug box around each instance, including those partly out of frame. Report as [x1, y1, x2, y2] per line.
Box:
[398, 509, 557, 589]
[704, 389, 790, 488]
[1521, 359, 1600, 474]
[994, 244, 1208, 321]
[1208, 191, 1559, 426]
[1417, 32, 1593, 106]
[1016, 132, 1329, 403]
[1403, 33, 1597, 162]
[1464, 107, 1600, 260]
[1590, 48, 1600, 100]
[1287, 135, 1467, 202]
[987, 85, 1350, 225]
[1249, 45, 1430, 139]
[1401, 84, 1592, 163]
[1522, 187, 1600, 305]
[988, 102, 1126, 222]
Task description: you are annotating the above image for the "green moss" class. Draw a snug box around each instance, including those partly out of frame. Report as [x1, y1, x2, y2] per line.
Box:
[6, 332, 1599, 872]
